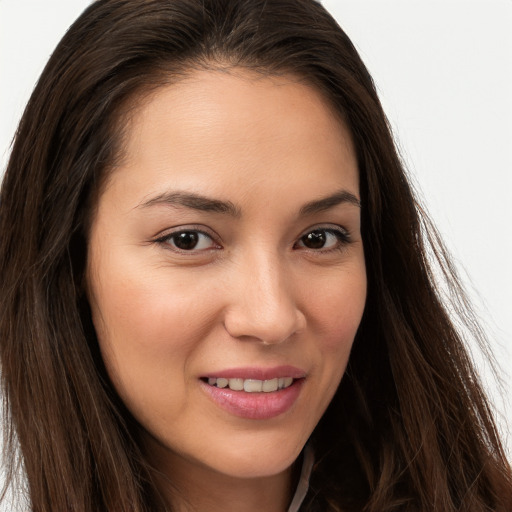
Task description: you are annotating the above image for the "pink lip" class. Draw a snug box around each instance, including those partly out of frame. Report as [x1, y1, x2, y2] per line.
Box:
[199, 366, 306, 420]
[200, 378, 304, 420]
[201, 365, 306, 381]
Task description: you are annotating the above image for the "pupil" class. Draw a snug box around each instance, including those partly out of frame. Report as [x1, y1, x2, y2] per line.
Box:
[174, 232, 198, 250]
[303, 230, 326, 249]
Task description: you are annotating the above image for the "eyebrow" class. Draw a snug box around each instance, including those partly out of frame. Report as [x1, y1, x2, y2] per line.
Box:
[137, 188, 361, 217]
[299, 190, 361, 215]
[137, 191, 241, 217]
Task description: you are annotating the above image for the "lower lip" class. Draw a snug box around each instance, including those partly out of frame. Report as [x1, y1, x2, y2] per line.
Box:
[200, 379, 304, 420]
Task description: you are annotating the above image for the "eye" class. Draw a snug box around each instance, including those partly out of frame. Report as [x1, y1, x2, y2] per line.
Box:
[295, 227, 349, 251]
[156, 229, 218, 252]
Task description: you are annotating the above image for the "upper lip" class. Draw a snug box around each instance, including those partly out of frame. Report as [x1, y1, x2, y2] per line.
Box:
[201, 365, 306, 381]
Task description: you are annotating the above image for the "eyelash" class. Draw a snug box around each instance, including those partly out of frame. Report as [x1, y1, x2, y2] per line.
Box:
[153, 225, 351, 254]
[153, 226, 220, 253]
[293, 226, 351, 253]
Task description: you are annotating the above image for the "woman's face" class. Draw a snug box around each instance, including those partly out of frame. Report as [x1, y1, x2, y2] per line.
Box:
[86, 69, 366, 481]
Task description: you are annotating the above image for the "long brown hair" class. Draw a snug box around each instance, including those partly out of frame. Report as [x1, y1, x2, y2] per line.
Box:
[1, 1, 510, 510]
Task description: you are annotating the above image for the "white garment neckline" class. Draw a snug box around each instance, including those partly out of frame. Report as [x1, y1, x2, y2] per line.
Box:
[287, 445, 314, 512]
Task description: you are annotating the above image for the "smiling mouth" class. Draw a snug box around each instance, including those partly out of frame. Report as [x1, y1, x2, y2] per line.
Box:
[200, 373, 305, 419]
[202, 377, 295, 393]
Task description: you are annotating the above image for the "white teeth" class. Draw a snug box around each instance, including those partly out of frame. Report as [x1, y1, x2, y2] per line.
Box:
[206, 376, 295, 392]
[262, 378, 278, 392]
[283, 377, 293, 388]
[216, 378, 229, 388]
[228, 378, 244, 391]
[244, 379, 263, 392]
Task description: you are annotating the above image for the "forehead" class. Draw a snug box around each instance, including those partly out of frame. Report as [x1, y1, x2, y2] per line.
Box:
[102, 68, 359, 211]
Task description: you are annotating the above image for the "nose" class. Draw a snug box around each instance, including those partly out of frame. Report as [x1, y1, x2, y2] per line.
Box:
[223, 251, 306, 345]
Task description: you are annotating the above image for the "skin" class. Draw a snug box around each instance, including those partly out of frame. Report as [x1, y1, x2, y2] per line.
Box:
[86, 68, 367, 512]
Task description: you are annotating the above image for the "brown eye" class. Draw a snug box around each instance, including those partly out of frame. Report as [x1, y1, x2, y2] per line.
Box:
[295, 227, 349, 251]
[159, 230, 217, 251]
[301, 230, 327, 249]
[173, 231, 200, 250]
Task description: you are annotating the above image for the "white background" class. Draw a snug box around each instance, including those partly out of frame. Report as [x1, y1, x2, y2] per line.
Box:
[1, 0, 511, 506]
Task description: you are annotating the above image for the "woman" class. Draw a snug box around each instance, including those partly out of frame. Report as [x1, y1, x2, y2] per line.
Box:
[1, 0, 511, 511]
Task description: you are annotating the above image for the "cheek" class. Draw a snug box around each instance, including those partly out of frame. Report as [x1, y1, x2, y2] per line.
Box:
[90, 265, 216, 348]
[309, 266, 367, 354]
[301, 263, 366, 407]
[87, 266, 220, 404]
[87, 277, 209, 427]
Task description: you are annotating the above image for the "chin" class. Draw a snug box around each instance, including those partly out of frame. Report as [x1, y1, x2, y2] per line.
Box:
[203, 436, 306, 479]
